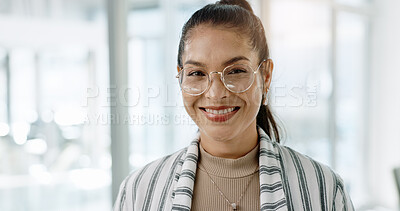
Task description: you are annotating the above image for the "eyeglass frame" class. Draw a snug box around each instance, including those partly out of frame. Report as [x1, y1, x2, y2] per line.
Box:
[176, 59, 267, 96]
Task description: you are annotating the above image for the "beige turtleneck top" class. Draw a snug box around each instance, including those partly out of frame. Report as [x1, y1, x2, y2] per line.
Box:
[191, 142, 260, 211]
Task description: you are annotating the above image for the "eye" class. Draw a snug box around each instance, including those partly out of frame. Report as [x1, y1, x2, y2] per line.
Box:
[186, 70, 206, 77]
[227, 68, 248, 74]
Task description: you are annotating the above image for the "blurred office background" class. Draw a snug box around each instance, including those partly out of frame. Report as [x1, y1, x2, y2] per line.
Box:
[0, 0, 399, 210]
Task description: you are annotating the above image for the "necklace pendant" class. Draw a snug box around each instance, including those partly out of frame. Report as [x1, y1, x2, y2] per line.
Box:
[231, 203, 237, 210]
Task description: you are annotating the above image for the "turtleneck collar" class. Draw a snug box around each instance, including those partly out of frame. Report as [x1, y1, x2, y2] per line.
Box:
[197, 141, 259, 178]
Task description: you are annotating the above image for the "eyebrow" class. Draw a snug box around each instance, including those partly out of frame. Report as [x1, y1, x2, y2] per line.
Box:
[183, 56, 250, 68]
[223, 56, 250, 66]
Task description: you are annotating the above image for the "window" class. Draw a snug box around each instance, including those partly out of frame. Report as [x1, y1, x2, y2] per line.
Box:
[336, 11, 369, 204]
[0, 1, 111, 210]
[267, 0, 332, 165]
[0, 49, 7, 124]
[263, 0, 371, 208]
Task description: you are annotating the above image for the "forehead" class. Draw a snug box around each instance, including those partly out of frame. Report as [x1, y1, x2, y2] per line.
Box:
[182, 25, 256, 67]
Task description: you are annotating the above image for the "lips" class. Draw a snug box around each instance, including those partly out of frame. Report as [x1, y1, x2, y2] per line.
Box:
[199, 106, 240, 122]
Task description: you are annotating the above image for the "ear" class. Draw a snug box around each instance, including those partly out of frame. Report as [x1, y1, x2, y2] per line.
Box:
[263, 59, 274, 93]
[177, 66, 181, 73]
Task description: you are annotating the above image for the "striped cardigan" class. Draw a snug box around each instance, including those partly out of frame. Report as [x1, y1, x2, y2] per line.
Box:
[114, 127, 354, 211]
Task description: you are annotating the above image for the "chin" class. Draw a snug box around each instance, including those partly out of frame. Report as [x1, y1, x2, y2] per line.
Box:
[199, 123, 238, 142]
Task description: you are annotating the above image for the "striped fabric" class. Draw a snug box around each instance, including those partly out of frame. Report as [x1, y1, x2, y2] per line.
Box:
[114, 127, 354, 211]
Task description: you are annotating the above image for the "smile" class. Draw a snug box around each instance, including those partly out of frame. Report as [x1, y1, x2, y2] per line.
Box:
[199, 106, 240, 122]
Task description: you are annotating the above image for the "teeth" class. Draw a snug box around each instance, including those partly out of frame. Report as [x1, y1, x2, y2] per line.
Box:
[204, 107, 235, 115]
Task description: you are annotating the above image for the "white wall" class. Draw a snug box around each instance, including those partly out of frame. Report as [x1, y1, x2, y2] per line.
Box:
[370, 0, 400, 209]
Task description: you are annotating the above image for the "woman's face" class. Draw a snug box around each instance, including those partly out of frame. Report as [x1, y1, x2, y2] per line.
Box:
[180, 25, 271, 142]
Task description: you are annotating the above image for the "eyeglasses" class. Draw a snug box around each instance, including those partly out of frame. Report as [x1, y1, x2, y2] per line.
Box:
[176, 60, 266, 96]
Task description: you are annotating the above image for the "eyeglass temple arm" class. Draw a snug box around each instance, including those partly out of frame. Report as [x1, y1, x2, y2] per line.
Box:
[257, 59, 267, 71]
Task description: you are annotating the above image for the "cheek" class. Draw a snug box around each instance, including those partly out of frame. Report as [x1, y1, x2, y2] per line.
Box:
[182, 94, 198, 113]
[245, 81, 264, 106]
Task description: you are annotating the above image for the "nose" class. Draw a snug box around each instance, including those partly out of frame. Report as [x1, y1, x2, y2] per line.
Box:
[204, 72, 228, 99]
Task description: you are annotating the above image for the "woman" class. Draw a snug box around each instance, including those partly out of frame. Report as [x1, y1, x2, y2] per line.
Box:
[114, 0, 354, 210]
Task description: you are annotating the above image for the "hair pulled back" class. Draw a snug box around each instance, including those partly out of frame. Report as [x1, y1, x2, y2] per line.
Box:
[177, 0, 281, 143]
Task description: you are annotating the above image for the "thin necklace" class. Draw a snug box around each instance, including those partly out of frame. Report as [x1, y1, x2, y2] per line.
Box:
[198, 163, 259, 211]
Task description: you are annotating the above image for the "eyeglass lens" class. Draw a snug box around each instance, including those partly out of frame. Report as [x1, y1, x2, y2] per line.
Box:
[180, 64, 255, 95]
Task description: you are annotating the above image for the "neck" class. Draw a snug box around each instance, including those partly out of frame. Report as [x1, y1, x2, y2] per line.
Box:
[199, 123, 259, 159]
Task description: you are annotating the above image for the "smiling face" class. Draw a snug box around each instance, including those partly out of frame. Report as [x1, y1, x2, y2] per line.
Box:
[180, 24, 270, 144]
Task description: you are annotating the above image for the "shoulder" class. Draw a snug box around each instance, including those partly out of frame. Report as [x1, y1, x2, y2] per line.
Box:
[129, 147, 187, 184]
[278, 145, 340, 186]
[276, 145, 354, 210]
[123, 147, 187, 191]
[278, 145, 336, 179]
[114, 147, 188, 211]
